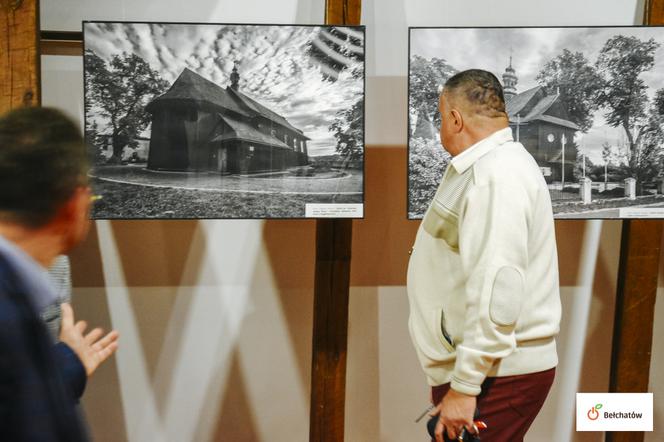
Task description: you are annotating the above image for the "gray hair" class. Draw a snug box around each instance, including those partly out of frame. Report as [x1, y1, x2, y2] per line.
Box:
[443, 69, 508, 119]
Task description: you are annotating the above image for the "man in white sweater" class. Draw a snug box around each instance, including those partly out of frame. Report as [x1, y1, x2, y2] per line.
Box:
[407, 69, 561, 441]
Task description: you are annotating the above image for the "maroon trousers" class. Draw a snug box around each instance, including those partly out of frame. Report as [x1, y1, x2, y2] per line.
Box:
[431, 368, 555, 442]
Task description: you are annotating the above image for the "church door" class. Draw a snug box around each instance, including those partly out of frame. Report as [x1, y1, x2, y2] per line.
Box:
[217, 147, 228, 173]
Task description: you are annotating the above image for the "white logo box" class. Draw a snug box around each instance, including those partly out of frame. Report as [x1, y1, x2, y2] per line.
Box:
[576, 393, 653, 432]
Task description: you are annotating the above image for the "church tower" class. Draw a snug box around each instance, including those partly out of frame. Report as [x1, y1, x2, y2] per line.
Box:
[502, 54, 518, 101]
[230, 63, 240, 90]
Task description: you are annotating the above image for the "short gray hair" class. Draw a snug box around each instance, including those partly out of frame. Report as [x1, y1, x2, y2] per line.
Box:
[443, 69, 507, 118]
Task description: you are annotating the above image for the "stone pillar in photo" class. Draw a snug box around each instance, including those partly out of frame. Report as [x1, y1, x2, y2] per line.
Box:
[580, 178, 592, 205]
[658, 179, 664, 195]
[625, 178, 636, 200]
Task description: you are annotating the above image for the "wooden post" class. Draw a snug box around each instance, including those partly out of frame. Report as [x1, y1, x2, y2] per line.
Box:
[644, 0, 664, 25]
[606, 220, 662, 442]
[309, 2, 360, 441]
[606, 7, 664, 442]
[325, 0, 361, 25]
[1, 0, 40, 112]
[310, 218, 353, 442]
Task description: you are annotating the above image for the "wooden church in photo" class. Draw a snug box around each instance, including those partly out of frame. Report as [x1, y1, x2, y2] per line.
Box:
[502, 58, 580, 183]
[146, 64, 309, 174]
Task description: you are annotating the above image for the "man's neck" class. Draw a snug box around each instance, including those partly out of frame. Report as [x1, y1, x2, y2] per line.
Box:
[0, 222, 60, 268]
[452, 121, 509, 157]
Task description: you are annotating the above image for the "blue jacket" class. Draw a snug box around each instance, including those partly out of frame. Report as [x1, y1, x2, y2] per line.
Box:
[0, 252, 88, 441]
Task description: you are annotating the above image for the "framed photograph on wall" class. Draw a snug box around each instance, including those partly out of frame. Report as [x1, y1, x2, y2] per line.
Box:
[408, 26, 664, 219]
[84, 21, 365, 219]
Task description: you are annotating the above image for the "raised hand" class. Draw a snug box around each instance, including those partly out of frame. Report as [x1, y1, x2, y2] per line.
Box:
[59, 303, 119, 377]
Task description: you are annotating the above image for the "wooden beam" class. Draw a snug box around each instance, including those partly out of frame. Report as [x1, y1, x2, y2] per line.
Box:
[309, 3, 361, 441]
[644, 0, 664, 25]
[310, 219, 353, 442]
[0, 0, 40, 113]
[325, 0, 361, 27]
[40, 31, 83, 56]
[609, 220, 662, 395]
[606, 220, 662, 442]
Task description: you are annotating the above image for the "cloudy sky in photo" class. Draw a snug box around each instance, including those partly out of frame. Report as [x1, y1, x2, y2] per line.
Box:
[85, 22, 365, 156]
[411, 27, 664, 164]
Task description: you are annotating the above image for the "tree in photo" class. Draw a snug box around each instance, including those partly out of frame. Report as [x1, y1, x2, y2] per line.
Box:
[536, 49, 603, 132]
[595, 35, 662, 191]
[85, 50, 169, 163]
[330, 98, 363, 162]
[84, 120, 106, 164]
[409, 55, 457, 130]
[630, 104, 664, 181]
[602, 140, 624, 168]
[408, 138, 450, 217]
[594, 140, 628, 186]
[655, 87, 664, 116]
[601, 141, 617, 167]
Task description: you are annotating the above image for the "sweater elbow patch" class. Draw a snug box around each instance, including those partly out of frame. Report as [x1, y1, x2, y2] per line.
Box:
[489, 266, 523, 326]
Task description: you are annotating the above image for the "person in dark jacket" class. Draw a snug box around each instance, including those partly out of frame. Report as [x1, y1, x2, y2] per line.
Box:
[0, 107, 119, 441]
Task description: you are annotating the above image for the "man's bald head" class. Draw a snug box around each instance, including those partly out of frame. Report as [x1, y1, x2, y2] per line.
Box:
[442, 69, 508, 119]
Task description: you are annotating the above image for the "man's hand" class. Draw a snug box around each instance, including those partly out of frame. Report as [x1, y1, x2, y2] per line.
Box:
[430, 389, 476, 441]
[59, 303, 119, 377]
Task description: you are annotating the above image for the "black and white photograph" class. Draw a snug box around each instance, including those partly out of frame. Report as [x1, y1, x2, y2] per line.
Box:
[84, 22, 364, 219]
[408, 26, 664, 219]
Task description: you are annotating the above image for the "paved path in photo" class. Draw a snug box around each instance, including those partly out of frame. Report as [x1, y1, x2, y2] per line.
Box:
[91, 165, 363, 195]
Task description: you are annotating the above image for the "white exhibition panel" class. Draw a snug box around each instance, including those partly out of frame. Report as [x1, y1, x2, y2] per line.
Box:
[41, 56, 83, 127]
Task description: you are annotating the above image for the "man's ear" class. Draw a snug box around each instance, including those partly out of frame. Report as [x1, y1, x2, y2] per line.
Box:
[450, 109, 464, 133]
[51, 187, 91, 250]
[55, 187, 90, 226]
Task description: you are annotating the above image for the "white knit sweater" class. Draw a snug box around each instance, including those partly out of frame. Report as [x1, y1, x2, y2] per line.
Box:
[407, 127, 561, 396]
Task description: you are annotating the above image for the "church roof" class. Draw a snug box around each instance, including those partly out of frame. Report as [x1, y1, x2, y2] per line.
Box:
[506, 85, 580, 131]
[520, 94, 558, 121]
[505, 85, 542, 118]
[211, 114, 293, 150]
[529, 114, 580, 130]
[147, 68, 249, 117]
[227, 87, 308, 138]
[147, 68, 308, 138]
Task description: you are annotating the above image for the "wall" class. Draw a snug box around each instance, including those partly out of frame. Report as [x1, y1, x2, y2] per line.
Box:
[39, 0, 662, 441]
